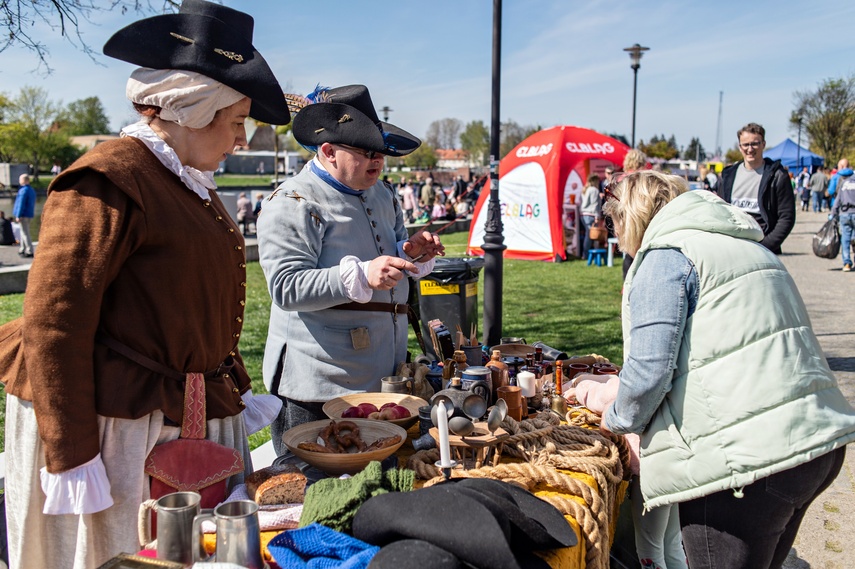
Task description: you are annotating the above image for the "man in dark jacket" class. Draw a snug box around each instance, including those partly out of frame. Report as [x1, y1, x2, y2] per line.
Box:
[719, 122, 795, 254]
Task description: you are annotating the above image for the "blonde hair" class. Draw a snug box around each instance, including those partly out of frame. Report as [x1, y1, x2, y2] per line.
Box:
[623, 149, 648, 172]
[602, 171, 689, 254]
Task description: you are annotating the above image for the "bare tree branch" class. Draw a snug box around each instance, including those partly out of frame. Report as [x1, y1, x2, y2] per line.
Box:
[1, 1, 179, 74]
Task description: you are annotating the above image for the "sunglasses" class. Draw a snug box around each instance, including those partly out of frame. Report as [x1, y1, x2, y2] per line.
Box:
[333, 143, 383, 160]
[603, 186, 620, 203]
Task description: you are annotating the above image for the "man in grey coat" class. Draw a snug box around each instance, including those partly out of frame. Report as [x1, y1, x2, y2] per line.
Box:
[257, 85, 444, 453]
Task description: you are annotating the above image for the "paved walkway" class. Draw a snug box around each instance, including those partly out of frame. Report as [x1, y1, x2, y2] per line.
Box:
[778, 209, 854, 569]
[0, 244, 33, 269]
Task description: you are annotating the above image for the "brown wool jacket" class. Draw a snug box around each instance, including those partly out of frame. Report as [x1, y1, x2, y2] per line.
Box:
[0, 137, 252, 473]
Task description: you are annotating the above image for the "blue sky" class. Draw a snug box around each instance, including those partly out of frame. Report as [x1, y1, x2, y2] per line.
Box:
[3, 0, 855, 158]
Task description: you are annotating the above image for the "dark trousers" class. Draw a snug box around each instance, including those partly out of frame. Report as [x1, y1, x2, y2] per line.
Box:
[678, 446, 846, 569]
[269, 396, 327, 456]
[268, 353, 328, 456]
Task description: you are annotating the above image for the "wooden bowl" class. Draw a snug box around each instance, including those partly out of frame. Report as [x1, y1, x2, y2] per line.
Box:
[323, 393, 427, 430]
[282, 419, 407, 476]
[489, 343, 536, 358]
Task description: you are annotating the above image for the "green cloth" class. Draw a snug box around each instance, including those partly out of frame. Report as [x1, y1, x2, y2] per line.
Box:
[299, 461, 415, 534]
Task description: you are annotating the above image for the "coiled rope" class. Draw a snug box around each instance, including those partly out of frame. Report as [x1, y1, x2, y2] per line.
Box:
[407, 411, 629, 569]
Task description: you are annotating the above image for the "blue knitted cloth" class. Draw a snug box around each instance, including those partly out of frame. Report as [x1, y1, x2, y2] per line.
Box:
[268, 523, 379, 569]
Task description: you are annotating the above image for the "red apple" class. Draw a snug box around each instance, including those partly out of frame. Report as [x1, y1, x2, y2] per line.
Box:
[341, 405, 364, 419]
[357, 402, 379, 416]
[379, 407, 398, 421]
[380, 402, 397, 411]
[392, 405, 411, 419]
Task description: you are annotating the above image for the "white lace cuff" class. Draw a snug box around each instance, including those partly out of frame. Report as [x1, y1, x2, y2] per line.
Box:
[40, 453, 114, 515]
[340, 255, 373, 303]
[241, 389, 283, 435]
[397, 240, 436, 279]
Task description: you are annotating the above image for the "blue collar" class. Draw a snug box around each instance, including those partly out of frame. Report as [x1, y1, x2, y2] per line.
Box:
[309, 161, 364, 196]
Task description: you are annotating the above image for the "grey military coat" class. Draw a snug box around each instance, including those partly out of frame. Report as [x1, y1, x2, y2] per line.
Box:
[257, 163, 411, 402]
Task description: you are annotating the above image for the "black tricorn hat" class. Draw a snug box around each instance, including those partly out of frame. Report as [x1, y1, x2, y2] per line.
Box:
[290, 85, 420, 157]
[103, 0, 290, 125]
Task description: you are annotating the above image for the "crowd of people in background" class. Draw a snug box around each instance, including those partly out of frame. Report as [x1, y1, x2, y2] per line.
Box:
[388, 173, 481, 224]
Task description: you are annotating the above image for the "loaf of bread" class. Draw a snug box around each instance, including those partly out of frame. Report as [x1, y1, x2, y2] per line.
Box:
[245, 464, 307, 505]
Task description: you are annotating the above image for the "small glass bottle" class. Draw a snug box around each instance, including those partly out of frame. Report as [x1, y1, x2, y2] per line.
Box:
[550, 360, 568, 416]
[485, 349, 509, 400]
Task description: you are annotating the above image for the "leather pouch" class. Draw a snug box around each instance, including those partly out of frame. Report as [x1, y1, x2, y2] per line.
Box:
[144, 372, 244, 510]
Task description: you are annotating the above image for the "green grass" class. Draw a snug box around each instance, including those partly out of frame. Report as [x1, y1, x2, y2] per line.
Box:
[213, 174, 274, 187]
[0, 230, 625, 452]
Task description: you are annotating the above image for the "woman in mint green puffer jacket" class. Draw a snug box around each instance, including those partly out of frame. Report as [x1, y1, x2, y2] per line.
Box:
[597, 170, 855, 569]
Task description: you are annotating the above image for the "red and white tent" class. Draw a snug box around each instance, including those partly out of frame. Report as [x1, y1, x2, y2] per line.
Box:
[467, 126, 629, 261]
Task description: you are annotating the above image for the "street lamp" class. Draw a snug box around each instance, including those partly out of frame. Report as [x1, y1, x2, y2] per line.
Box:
[796, 116, 803, 170]
[623, 43, 649, 148]
[482, 0, 505, 347]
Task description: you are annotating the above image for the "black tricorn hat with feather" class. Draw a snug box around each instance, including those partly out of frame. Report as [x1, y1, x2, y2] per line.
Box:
[287, 85, 421, 157]
[103, 0, 290, 125]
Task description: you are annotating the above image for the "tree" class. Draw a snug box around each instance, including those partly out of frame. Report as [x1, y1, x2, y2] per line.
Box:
[725, 145, 743, 164]
[791, 75, 855, 164]
[56, 96, 111, 135]
[403, 142, 438, 170]
[460, 120, 489, 166]
[639, 134, 679, 160]
[2, 86, 80, 176]
[425, 118, 463, 149]
[1, 1, 177, 73]
[683, 137, 706, 161]
[499, 120, 539, 159]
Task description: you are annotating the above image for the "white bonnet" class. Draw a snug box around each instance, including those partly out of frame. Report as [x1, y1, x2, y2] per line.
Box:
[126, 67, 246, 129]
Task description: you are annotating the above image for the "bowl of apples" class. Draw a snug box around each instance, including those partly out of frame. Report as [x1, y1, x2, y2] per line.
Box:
[322, 393, 427, 431]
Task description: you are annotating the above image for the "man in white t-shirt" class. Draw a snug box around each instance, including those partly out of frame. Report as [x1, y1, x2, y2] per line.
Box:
[719, 122, 795, 254]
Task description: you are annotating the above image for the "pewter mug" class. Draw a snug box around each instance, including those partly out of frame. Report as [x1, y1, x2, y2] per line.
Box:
[193, 500, 263, 569]
[380, 375, 413, 394]
[138, 490, 201, 564]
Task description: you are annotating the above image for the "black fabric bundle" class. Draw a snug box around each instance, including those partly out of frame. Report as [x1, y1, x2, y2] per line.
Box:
[352, 478, 577, 569]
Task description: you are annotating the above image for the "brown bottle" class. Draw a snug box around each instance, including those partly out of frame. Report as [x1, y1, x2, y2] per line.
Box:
[485, 349, 509, 400]
[550, 360, 568, 416]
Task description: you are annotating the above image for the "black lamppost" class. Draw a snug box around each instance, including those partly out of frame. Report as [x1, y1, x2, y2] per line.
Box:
[796, 116, 803, 170]
[623, 43, 649, 148]
[482, 0, 505, 347]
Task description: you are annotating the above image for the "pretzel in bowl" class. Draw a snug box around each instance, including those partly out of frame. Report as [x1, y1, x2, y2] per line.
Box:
[298, 420, 379, 454]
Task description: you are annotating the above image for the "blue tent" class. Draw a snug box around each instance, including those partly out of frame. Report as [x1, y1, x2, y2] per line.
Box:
[763, 139, 824, 172]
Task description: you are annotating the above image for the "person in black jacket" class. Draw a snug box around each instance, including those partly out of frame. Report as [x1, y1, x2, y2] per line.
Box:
[719, 122, 795, 254]
[0, 211, 15, 245]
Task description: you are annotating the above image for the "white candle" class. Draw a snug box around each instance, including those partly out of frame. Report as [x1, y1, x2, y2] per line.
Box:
[517, 371, 536, 398]
[436, 401, 452, 467]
